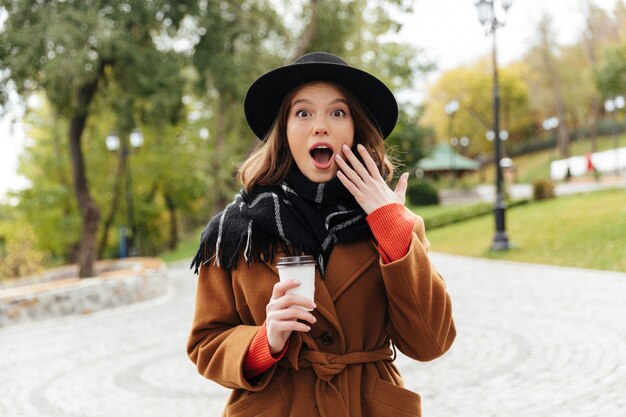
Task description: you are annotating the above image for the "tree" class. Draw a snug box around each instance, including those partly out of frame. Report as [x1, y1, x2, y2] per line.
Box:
[421, 59, 532, 157]
[0, 0, 194, 276]
[192, 0, 287, 212]
[386, 105, 431, 172]
[595, 41, 626, 96]
[580, 0, 622, 151]
[533, 14, 571, 158]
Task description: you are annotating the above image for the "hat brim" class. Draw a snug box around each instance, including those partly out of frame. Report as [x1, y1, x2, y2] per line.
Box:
[244, 62, 398, 140]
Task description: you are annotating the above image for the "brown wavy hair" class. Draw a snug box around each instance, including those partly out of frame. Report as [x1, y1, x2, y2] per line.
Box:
[237, 82, 395, 193]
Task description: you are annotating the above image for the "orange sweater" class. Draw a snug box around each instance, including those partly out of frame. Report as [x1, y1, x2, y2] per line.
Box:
[243, 203, 415, 379]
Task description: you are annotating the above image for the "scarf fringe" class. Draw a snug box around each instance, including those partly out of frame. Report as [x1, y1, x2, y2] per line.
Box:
[190, 223, 313, 274]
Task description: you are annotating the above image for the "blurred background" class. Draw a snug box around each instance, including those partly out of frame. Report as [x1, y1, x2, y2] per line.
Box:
[1, 0, 624, 280]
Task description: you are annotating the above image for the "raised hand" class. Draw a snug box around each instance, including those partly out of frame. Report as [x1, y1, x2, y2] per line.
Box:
[266, 280, 317, 355]
[335, 143, 409, 214]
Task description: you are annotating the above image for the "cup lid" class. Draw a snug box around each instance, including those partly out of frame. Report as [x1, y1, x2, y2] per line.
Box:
[276, 255, 317, 266]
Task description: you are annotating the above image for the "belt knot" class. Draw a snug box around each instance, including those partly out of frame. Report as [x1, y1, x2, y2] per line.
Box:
[294, 346, 394, 417]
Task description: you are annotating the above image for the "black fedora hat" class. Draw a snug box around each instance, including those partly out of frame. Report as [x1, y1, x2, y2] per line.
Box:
[244, 52, 398, 140]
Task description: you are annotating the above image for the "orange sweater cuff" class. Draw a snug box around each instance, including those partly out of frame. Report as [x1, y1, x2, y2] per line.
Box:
[243, 321, 288, 380]
[366, 203, 415, 264]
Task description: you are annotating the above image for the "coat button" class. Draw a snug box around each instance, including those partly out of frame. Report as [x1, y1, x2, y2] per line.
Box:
[320, 331, 335, 345]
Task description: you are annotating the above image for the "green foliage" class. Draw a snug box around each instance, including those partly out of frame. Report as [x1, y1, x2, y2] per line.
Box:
[595, 40, 626, 96]
[0, 212, 48, 280]
[422, 59, 532, 157]
[16, 100, 81, 260]
[386, 105, 430, 169]
[0, 0, 196, 116]
[1, 0, 437, 268]
[406, 179, 439, 206]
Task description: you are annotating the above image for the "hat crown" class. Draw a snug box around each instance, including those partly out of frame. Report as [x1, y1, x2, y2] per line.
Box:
[245, 51, 397, 140]
[293, 52, 348, 66]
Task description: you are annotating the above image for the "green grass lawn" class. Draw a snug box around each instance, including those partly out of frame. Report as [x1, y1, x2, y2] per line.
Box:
[424, 188, 626, 272]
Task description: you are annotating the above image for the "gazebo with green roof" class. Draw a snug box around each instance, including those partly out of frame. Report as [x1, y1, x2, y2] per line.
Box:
[417, 143, 480, 179]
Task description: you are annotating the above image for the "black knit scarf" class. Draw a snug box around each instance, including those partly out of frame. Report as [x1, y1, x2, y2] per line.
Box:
[190, 168, 371, 276]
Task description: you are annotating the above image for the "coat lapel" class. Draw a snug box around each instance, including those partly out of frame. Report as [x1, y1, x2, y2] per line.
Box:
[323, 239, 378, 302]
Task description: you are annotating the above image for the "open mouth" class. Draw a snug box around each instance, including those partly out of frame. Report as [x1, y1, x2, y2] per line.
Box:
[309, 143, 334, 169]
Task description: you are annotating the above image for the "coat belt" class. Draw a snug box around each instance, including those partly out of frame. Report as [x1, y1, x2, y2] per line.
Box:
[287, 346, 393, 417]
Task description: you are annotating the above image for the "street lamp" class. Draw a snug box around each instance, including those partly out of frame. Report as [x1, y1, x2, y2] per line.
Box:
[105, 128, 144, 257]
[605, 96, 625, 175]
[446, 99, 460, 185]
[460, 136, 470, 155]
[475, 0, 513, 251]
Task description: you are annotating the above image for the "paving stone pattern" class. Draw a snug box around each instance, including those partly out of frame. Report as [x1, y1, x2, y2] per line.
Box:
[1, 255, 625, 417]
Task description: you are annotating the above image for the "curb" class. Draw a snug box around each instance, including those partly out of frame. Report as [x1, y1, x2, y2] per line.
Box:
[0, 258, 168, 328]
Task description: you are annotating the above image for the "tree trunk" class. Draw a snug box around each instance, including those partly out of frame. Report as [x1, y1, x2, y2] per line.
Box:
[212, 96, 231, 213]
[164, 192, 178, 250]
[539, 20, 570, 158]
[69, 71, 103, 278]
[582, 19, 600, 153]
[293, 0, 321, 59]
[97, 141, 127, 258]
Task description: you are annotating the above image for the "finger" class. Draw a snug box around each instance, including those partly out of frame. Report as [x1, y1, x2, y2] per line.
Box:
[357, 144, 382, 179]
[267, 307, 317, 324]
[271, 280, 301, 300]
[336, 170, 361, 198]
[268, 320, 311, 333]
[341, 144, 370, 182]
[335, 153, 365, 189]
[394, 172, 409, 201]
[334, 152, 356, 178]
[269, 292, 316, 311]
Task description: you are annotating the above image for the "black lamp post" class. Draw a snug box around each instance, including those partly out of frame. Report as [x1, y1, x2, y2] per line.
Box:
[105, 128, 144, 257]
[475, 0, 513, 251]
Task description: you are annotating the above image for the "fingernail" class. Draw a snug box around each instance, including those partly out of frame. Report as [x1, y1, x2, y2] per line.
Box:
[342, 144, 349, 151]
[358, 144, 365, 150]
[306, 326, 311, 331]
[312, 302, 317, 308]
[291, 279, 300, 284]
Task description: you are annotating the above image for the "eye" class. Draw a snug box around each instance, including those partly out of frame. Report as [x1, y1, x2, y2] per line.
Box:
[295, 109, 310, 118]
[331, 109, 346, 117]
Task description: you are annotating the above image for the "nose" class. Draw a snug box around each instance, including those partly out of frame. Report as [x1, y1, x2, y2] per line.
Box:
[313, 124, 328, 136]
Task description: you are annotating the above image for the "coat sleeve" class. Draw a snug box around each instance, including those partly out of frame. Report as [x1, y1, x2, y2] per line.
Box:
[186, 262, 279, 391]
[381, 210, 456, 362]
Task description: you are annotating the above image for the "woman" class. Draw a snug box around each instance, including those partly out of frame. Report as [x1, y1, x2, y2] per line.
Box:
[187, 52, 456, 417]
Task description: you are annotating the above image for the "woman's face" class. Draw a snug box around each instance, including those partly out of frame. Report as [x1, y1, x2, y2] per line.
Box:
[286, 82, 355, 183]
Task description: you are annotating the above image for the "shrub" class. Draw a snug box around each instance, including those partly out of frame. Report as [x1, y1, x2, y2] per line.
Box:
[422, 200, 529, 230]
[407, 179, 439, 206]
[532, 180, 556, 201]
[0, 221, 48, 280]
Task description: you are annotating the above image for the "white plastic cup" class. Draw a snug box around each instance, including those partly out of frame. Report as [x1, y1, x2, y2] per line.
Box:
[276, 255, 316, 311]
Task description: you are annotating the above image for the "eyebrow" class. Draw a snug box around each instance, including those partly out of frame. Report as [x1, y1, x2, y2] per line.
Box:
[291, 98, 349, 107]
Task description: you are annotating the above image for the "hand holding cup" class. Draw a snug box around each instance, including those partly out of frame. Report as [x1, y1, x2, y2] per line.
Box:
[266, 256, 318, 355]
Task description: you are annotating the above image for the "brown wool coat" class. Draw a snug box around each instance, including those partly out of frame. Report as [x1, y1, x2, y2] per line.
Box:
[187, 212, 456, 417]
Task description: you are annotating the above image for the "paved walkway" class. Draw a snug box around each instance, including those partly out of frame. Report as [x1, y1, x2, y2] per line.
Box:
[1, 254, 625, 417]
